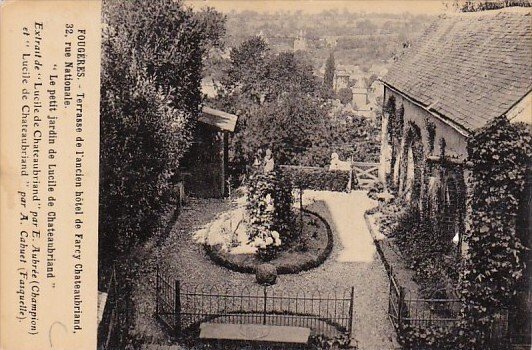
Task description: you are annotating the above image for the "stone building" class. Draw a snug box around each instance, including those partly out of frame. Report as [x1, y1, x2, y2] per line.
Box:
[379, 8, 531, 342]
[351, 79, 369, 111]
[334, 70, 350, 91]
[293, 30, 308, 51]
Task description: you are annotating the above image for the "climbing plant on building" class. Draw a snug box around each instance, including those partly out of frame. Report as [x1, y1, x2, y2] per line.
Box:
[457, 116, 531, 349]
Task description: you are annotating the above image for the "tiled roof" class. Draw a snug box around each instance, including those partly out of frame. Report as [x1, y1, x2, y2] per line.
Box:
[382, 8, 532, 132]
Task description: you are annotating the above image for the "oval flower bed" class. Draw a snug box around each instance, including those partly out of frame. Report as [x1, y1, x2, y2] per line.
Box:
[204, 208, 333, 274]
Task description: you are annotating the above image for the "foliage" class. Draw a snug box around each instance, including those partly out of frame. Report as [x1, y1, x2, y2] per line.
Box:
[387, 99, 404, 142]
[388, 203, 456, 299]
[384, 95, 397, 140]
[245, 169, 294, 261]
[301, 114, 381, 167]
[457, 116, 531, 348]
[399, 324, 459, 350]
[324, 52, 336, 92]
[367, 181, 385, 201]
[309, 333, 354, 349]
[99, 0, 222, 259]
[215, 37, 381, 181]
[230, 92, 330, 167]
[392, 117, 531, 349]
[255, 263, 277, 285]
[426, 119, 436, 153]
[282, 166, 354, 192]
[219, 35, 270, 104]
[337, 87, 353, 105]
[214, 37, 330, 176]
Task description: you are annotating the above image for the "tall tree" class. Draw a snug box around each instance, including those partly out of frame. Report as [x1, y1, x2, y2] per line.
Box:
[323, 52, 336, 92]
[221, 36, 270, 104]
[99, 0, 224, 260]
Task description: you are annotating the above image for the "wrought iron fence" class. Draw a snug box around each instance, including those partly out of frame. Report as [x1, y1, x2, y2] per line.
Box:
[97, 267, 131, 350]
[386, 266, 509, 347]
[156, 268, 354, 338]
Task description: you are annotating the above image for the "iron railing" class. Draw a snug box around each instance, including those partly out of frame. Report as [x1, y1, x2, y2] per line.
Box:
[156, 267, 354, 338]
[386, 266, 510, 347]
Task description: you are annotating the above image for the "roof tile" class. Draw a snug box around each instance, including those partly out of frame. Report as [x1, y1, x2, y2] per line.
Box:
[383, 9, 532, 131]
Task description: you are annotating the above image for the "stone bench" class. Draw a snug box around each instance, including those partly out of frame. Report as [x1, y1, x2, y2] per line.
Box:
[199, 323, 311, 347]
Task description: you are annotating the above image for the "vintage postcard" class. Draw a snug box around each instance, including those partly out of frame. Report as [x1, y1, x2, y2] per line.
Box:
[1, 1, 530, 350]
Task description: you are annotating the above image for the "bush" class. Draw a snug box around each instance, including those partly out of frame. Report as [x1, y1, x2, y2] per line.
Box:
[367, 181, 385, 200]
[256, 263, 277, 285]
[99, 0, 218, 259]
[282, 166, 354, 192]
[337, 87, 353, 105]
[390, 206, 456, 299]
[245, 169, 294, 260]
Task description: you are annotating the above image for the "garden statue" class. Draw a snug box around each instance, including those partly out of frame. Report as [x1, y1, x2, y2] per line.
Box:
[263, 148, 275, 173]
[329, 152, 351, 171]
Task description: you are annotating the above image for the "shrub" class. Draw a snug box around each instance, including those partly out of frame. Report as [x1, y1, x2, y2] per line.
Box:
[390, 205, 456, 299]
[99, 0, 221, 260]
[367, 181, 385, 200]
[245, 169, 294, 260]
[337, 87, 353, 105]
[282, 166, 354, 192]
[256, 263, 277, 285]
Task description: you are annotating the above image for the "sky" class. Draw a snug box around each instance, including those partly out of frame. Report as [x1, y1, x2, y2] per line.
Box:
[185, 0, 448, 15]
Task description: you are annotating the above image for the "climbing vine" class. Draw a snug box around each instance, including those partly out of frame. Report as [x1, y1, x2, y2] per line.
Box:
[457, 116, 531, 348]
[246, 169, 294, 260]
[394, 117, 531, 349]
[426, 119, 436, 153]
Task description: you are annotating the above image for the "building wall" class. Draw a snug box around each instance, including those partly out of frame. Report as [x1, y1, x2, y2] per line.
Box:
[334, 75, 350, 91]
[381, 86, 468, 253]
[384, 87, 468, 161]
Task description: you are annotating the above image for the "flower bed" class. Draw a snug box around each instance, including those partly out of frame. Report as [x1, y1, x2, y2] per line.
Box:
[280, 165, 355, 192]
[205, 208, 333, 274]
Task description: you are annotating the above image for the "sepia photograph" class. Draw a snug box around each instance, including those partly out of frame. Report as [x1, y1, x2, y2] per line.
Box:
[95, 1, 531, 349]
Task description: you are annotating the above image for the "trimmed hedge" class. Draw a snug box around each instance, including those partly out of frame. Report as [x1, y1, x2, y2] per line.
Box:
[204, 209, 334, 275]
[280, 166, 356, 192]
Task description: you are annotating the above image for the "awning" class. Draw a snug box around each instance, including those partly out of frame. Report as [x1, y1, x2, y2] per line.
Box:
[199, 107, 238, 132]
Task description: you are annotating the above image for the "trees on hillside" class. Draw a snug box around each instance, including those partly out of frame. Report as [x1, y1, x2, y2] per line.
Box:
[213, 37, 328, 175]
[324, 52, 336, 92]
[100, 0, 224, 260]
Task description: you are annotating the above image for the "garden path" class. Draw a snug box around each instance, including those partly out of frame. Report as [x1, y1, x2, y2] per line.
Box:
[131, 193, 398, 349]
[302, 190, 377, 263]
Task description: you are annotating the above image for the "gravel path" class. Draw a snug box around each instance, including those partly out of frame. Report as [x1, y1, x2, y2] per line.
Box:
[131, 192, 398, 349]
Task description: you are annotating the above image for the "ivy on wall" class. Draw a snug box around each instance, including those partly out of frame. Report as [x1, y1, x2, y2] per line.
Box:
[457, 116, 531, 348]
[391, 116, 531, 349]
[426, 119, 436, 154]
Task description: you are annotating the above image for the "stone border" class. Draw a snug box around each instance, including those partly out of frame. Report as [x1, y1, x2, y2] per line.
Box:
[363, 210, 393, 277]
[204, 208, 334, 275]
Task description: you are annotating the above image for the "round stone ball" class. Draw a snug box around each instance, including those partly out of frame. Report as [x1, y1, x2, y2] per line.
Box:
[256, 263, 277, 285]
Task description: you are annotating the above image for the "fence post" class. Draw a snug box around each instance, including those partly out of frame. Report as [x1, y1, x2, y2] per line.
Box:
[388, 268, 392, 317]
[155, 265, 160, 317]
[398, 286, 405, 331]
[263, 286, 267, 325]
[175, 280, 181, 337]
[348, 286, 354, 338]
